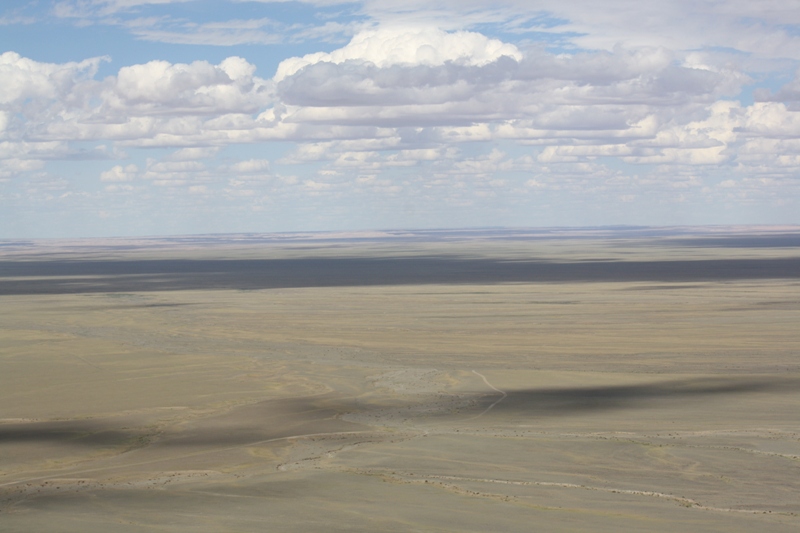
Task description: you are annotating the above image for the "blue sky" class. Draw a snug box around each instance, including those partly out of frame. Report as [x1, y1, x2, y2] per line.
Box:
[2, 0, 800, 237]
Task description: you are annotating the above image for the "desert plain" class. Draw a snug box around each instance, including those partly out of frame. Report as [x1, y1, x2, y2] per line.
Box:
[1, 227, 799, 532]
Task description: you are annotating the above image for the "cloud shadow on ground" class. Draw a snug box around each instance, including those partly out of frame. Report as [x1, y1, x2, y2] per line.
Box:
[478, 376, 800, 418]
[2, 255, 800, 295]
[1, 376, 798, 450]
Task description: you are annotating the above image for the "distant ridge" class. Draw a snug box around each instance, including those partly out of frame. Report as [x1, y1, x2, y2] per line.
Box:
[2, 225, 800, 253]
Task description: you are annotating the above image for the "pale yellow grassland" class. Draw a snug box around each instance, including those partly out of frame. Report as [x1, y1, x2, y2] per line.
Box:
[1, 235, 799, 531]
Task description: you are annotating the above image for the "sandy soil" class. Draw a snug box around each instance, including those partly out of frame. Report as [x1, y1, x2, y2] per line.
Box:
[1, 229, 799, 531]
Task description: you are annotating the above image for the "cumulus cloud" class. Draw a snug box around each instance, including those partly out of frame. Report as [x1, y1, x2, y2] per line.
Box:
[0, 52, 270, 129]
[103, 56, 269, 116]
[243, 0, 800, 60]
[1, 0, 797, 234]
[2, 12, 800, 222]
[0, 54, 275, 155]
[0, 32, 785, 175]
[44, 0, 800, 76]
[165, 146, 221, 160]
[134, 158, 210, 186]
[274, 26, 522, 81]
[0, 51, 106, 105]
[100, 163, 139, 181]
[276, 38, 746, 129]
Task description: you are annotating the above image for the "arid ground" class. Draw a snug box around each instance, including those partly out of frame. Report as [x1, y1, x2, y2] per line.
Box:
[1, 227, 799, 532]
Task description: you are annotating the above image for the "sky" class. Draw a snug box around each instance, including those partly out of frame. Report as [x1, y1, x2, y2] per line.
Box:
[2, 1, 800, 238]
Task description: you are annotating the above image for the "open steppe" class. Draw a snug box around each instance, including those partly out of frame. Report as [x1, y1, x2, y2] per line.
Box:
[1, 227, 799, 531]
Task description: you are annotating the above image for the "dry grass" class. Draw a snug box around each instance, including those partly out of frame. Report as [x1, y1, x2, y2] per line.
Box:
[1, 231, 799, 531]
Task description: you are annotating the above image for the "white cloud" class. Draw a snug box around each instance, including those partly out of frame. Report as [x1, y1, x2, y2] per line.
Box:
[303, 179, 333, 190]
[245, 1, 800, 59]
[276, 42, 746, 135]
[107, 56, 269, 115]
[1, 54, 276, 152]
[0, 14, 37, 25]
[0, 41, 786, 179]
[146, 160, 205, 173]
[0, 158, 45, 180]
[3, 9, 800, 225]
[741, 102, 800, 138]
[274, 26, 522, 81]
[229, 159, 271, 173]
[165, 146, 221, 160]
[2, 1, 797, 235]
[100, 163, 139, 181]
[4, 56, 268, 150]
[0, 51, 106, 105]
[103, 183, 135, 192]
[133, 157, 211, 186]
[53, 0, 193, 18]
[129, 18, 283, 46]
[45, 1, 800, 63]
[448, 149, 511, 175]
